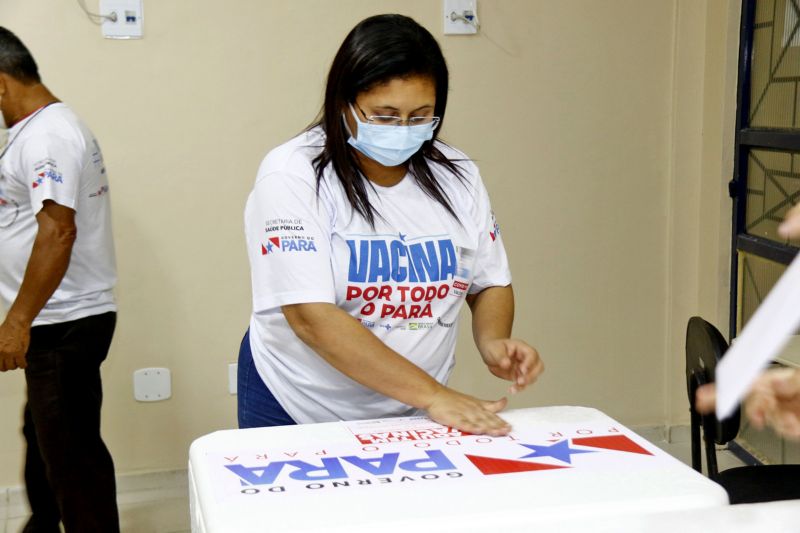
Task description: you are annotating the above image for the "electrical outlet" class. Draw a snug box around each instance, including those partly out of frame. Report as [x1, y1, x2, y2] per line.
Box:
[133, 367, 171, 402]
[443, 0, 478, 35]
[100, 0, 144, 39]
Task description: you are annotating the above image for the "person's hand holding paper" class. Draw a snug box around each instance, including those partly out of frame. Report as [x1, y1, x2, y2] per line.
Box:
[698, 367, 800, 439]
[779, 204, 800, 240]
[696, 205, 800, 438]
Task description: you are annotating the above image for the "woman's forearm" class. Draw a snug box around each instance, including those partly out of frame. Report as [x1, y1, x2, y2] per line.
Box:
[282, 302, 444, 409]
[468, 285, 514, 353]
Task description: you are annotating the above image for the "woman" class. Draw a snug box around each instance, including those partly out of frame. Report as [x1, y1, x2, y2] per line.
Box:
[239, 14, 543, 435]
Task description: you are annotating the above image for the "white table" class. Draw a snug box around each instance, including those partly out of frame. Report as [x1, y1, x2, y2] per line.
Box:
[188, 406, 728, 532]
[593, 499, 800, 533]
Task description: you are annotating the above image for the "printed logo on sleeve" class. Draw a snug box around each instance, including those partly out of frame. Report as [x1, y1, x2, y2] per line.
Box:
[31, 159, 63, 189]
[264, 217, 305, 233]
[489, 211, 501, 242]
[260, 236, 317, 255]
[90, 138, 105, 170]
[89, 185, 109, 198]
[260, 217, 317, 256]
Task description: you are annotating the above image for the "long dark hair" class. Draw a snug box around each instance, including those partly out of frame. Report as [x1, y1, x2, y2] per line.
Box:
[310, 14, 465, 227]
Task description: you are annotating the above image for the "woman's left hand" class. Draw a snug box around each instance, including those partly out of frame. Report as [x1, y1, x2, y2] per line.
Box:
[480, 339, 544, 394]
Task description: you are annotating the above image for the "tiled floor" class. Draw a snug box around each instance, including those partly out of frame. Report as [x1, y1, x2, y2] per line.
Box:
[1, 430, 746, 533]
[3, 494, 190, 533]
[651, 434, 747, 474]
[2, 472, 192, 533]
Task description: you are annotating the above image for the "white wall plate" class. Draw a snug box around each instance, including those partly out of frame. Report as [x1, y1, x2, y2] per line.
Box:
[133, 367, 171, 402]
[100, 0, 144, 39]
[444, 0, 478, 35]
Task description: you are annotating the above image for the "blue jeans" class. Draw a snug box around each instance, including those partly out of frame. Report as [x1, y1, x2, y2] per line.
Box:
[237, 329, 296, 428]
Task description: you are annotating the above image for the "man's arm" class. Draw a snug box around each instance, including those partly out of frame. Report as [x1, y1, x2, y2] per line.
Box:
[467, 285, 544, 394]
[0, 200, 76, 371]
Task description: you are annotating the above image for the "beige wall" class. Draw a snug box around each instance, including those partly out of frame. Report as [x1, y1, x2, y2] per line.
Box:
[664, 0, 740, 424]
[0, 0, 738, 486]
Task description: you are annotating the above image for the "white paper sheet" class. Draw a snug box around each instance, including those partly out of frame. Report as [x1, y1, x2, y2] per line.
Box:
[716, 252, 800, 419]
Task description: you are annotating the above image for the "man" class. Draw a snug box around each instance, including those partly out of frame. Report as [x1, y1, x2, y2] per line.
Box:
[696, 203, 800, 439]
[0, 28, 119, 532]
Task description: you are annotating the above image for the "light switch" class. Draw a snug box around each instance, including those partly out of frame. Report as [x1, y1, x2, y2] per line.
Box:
[100, 0, 144, 39]
[228, 363, 238, 395]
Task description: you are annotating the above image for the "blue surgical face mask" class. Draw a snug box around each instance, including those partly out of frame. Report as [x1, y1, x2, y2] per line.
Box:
[345, 105, 435, 167]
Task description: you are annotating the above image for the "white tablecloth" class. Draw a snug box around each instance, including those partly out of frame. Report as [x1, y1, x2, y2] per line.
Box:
[595, 499, 800, 532]
[188, 406, 728, 532]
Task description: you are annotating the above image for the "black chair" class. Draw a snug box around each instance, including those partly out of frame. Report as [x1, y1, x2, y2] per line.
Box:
[686, 316, 800, 504]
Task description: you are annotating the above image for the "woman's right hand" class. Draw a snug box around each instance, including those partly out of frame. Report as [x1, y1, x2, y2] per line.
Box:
[285, 303, 514, 436]
[424, 386, 511, 436]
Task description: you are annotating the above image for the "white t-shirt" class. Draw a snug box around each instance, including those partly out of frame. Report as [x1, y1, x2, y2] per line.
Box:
[244, 127, 511, 424]
[0, 103, 116, 326]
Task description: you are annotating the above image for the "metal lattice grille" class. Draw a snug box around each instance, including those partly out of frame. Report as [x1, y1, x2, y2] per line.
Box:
[745, 149, 800, 245]
[738, 252, 788, 327]
[750, 0, 800, 129]
[729, 0, 800, 467]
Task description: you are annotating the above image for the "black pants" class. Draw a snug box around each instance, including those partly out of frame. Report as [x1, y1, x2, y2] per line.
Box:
[22, 312, 119, 533]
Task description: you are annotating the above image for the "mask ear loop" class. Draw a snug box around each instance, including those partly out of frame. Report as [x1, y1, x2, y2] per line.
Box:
[341, 112, 353, 138]
[342, 103, 363, 140]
